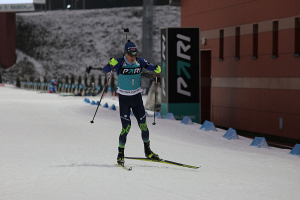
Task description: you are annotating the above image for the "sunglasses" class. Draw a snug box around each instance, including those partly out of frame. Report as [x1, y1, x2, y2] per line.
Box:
[127, 52, 137, 57]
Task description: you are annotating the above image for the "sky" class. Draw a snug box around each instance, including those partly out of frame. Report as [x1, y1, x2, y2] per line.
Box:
[0, 85, 300, 200]
[36, 0, 169, 10]
[0, 0, 36, 3]
[0, 0, 169, 10]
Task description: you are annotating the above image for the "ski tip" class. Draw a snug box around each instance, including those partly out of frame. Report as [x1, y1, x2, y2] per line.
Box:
[114, 163, 132, 171]
[186, 165, 200, 169]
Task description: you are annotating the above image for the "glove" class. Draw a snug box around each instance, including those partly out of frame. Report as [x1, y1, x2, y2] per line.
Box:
[109, 58, 118, 66]
[154, 65, 161, 73]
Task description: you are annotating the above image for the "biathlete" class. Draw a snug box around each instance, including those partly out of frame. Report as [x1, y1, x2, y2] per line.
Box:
[103, 40, 161, 165]
[48, 79, 57, 93]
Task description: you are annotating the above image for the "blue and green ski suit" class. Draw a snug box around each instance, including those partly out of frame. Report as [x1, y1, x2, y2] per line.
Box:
[103, 56, 156, 148]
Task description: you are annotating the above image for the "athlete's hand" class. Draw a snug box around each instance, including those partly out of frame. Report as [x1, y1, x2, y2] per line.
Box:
[109, 58, 118, 66]
[154, 65, 161, 73]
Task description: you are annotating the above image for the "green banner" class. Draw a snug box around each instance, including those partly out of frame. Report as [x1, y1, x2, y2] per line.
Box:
[161, 28, 200, 123]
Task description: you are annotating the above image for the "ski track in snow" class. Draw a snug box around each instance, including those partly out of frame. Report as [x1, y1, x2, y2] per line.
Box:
[0, 86, 300, 200]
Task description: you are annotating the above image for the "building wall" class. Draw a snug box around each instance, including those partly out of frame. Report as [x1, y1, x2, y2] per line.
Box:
[181, 0, 300, 140]
[0, 13, 16, 69]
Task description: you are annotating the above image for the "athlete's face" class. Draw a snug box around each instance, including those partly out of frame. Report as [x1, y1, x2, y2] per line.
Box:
[125, 53, 137, 64]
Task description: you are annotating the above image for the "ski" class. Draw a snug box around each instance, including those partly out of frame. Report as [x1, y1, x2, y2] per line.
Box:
[125, 157, 200, 169]
[114, 163, 132, 171]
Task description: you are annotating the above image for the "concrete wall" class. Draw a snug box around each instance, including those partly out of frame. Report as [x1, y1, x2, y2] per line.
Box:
[181, 0, 300, 140]
[0, 13, 16, 69]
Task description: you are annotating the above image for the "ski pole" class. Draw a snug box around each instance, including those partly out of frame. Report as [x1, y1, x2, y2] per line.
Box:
[90, 66, 115, 124]
[152, 73, 157, 125]
[121, 26, 129, 43]
[122, 26, 129, 43]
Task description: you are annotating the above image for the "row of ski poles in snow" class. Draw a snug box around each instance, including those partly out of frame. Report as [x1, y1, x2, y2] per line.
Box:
[90, 27, 158, 125]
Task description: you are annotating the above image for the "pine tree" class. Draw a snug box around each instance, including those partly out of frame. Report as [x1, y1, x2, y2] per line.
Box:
[16, 77, 21, 88]
[70, 74, 75, 92]
[24, 78, 28, 89]
[78, 75, 82, 85]
[111, 73, 115, 95]
[90, 74, 95, 93]
[43, 76, 47, 90]
[78, 75, 82, 92]
[84, 74, 88, 87]
[37, 77, 41, 90]
[65, 75, 69, 93]
[104, 73, 108, 93]
[98, 74, 102, 92]
[91, 74, 95, 85]
[43, 76, 47, 83]
[70, 74, 75, 85]
[57, 78, 61, 92]
[29, 76, 34, 89]
[65, 75, 69, 85]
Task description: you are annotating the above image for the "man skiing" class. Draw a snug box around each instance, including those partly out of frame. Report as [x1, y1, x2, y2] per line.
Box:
[48, 79, 57, 93]
[103, 40, 161, 166]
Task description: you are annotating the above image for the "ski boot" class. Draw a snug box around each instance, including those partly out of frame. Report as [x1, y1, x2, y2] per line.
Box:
[117, 147, 125, 166]
[144, 141, 160, 161]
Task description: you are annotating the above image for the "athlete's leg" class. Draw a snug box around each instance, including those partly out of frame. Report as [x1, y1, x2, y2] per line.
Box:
[118, 96, 132, 148]
[132, 94, 149, 143]
[131, 94, 159, 160]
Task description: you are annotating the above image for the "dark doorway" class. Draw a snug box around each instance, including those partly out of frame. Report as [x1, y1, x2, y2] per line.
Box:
[200, 50, 211, 124]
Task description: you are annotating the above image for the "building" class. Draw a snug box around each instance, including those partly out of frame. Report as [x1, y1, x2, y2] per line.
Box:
[0, 1, 45, 69]
[181, 0, 300, 143]
[0, 13, 16, 69]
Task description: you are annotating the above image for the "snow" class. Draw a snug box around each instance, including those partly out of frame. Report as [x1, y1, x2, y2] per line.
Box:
[1, 86, 300, 200]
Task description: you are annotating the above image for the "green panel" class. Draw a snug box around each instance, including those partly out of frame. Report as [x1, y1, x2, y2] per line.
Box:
[139, 120, 147, 131]
[161, 103, 168, 119]
[168, 103, 200, 123]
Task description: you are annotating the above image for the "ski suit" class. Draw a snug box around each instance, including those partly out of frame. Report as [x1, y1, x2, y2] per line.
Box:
[103, 55, 156, 148]
[48, 79, 56, 93]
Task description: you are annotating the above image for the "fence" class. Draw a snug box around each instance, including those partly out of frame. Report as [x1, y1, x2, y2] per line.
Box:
[20, 81, 118, 95]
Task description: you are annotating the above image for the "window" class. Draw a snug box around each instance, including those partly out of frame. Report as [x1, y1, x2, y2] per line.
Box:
[219, 29, 224, 61]
[294, 18, 300, 57]
[252, 24, 258, 59]
[235, 27, 240, 60]
[272, 21, 278, 58]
